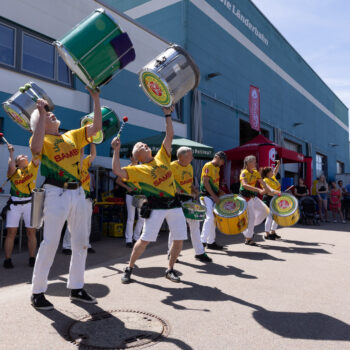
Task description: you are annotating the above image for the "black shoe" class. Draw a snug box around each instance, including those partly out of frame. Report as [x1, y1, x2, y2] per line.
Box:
[272, 233, 281, 239]
[31, 293, 54, 310]
[29, 257, 36, 267]
[195, 253, 212, 262]
[165, 269, 181, 283]
[202, 242, 207, 248]
[3, 258, 14, 269]
[62, 249, 72, 255]
[70, 289, 97, 304]
[121, 267, 133, 284]
[264, 234, 276, 240]
[206, 242, 224, 250]
[87, 247, 96, 254]
[126, 242, 133, 248]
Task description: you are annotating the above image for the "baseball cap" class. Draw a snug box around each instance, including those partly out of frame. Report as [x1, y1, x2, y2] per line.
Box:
[215, 151, 227, 162]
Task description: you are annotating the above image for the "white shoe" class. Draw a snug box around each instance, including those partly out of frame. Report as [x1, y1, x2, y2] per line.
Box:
[333, 220, 337, 223]
[342, 220, 346, 224]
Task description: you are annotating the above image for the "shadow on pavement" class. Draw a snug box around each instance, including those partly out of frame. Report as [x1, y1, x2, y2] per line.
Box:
[136, 279, 350, 341]
[210, 250, 286, 261]
[260, 244, 331, 255]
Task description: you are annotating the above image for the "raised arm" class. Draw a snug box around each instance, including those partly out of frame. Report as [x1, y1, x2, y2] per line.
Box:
[273, 159, 280, 176]
[89, 143, 97, 163]
[30, 99, 47, 155]
[7, 144, 16, 178]
[86, 88, 102, 139]
[111, 137, 128, 179]
[162, 105, 175, 155]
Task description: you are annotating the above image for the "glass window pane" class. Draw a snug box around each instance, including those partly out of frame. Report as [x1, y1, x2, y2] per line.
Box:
[58, 55, 70, 83]
[0, 23, 15, 66]
[22, 34, 54, 78]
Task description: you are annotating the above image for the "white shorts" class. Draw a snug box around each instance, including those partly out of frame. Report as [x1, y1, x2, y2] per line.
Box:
[6, 196, 33, 228]
[141, 207, 187, 242]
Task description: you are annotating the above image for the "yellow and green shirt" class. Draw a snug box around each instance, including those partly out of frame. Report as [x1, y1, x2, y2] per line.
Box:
[200, 161, 220, 195]
[81, 155, 91, 196]
[32, 126, 89, 182]
[263, 175, 281, 191]
[171, 161, 193, 195]
[123, 163, 142, 195]
[240, 169, 261, 196]
[123, 144, 176, 198]
[10, 161, 39, 197]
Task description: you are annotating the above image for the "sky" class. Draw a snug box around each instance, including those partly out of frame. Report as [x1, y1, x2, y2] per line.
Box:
[251, 0, 350, 126]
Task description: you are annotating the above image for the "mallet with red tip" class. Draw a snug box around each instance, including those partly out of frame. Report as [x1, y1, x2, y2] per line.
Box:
[115, 116, 128, 139]
[0, 132, 11, 147]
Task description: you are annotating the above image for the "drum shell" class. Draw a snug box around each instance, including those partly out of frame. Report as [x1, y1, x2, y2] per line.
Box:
[214, 210, 248, 235]
[55, 9, 132, 89]
[139, 45, 200, 107]
[270, 193, 300, 227]
[2, 82, 54, 131]
[81, 106, 120, 144]
[182, 203, 206, 221]
[30, 188, 45, 229]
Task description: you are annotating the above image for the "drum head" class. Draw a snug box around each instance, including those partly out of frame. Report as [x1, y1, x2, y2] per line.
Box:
[270, 193, 298, 217]
[2, 102, 31, 131]
[214, 195, 247, 218]
[140, 71, 172, 107]
[81, 116, 104, 144]
[182, 202, 206, 213]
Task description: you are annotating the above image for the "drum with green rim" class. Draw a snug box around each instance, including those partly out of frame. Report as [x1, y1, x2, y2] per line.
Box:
[139, 45, 200, 107]
[81, 106, 120, 144]
[270, 193, 299, 226]
[54, 8, 135, 90]
[214, 194, 248, 235]
[182, 202, 206, 221]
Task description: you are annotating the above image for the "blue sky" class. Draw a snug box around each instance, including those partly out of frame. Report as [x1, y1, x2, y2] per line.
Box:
[251, 0, 350, 125]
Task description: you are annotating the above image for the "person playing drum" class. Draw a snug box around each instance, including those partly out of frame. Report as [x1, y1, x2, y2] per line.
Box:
[29, 88, 102, 310]
[112, 106, 187, 284]
[261, 161, 282, 240]
[239, 155, 272, 246]
[200, 151, 227, 250]
[2, 144, 39, 269]
[168, 147, 212, 262]
[116, 155, 145, 248]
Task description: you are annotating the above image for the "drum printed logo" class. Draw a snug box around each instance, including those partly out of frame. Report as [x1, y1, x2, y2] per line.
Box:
[148, 82, 162, 97]
[278, 199, 290, 209]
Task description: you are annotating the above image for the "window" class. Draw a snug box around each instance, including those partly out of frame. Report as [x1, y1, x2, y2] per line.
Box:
[0, 23, 15, 66]
[284, 139, 302, 153]
[316, 153, 327, 178]
[336, 161, 344, 174]
[239, 119, 269, 145]
[0, 18, 72, 87]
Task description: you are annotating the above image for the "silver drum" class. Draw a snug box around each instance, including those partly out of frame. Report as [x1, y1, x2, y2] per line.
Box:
[139, 45, 200, 107]
[2, 82, 54, 131]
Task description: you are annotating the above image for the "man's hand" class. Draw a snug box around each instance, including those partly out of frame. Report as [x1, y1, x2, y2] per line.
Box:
[258, 188, 266, 196]
[7, 144, 14, 153]
[111, 137, 121, 151]
[212, 195, 220, 204]
[36, 99, 48, 113]
[86, 86, 100, 100]
[162, 105, 175, 115]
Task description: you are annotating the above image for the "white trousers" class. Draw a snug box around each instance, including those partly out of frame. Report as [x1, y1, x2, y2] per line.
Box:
[168, 217, 205, 255]
[62, 198, 92, 249]
[6, 197, 33, 228]
[32, 185, 89, 293]
[125, 194, 144, 243]
[243, 197, 269, 239]
[265, 213, 278, 232]
[200, 196, 216, 244]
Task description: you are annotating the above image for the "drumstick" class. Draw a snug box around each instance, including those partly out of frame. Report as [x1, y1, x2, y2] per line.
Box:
[285, 185, 295, 192]
[115, 116, 128, 139]
[0, 132, 11, 147]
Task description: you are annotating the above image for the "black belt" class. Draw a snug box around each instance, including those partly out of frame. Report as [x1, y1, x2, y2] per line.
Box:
[45, 178, 81, 190]
[147, 196, 181, 210]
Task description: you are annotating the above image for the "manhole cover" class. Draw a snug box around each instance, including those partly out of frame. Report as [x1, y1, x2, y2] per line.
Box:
[67, 309, 170, 349]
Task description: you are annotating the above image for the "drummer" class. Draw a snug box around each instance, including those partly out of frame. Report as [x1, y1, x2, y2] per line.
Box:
[200, 151, 227, 250]
[111, 106, 187, 284]
[116, 155, 145, 248]
[168, 147, 212, 262]
[261, 160, 282, 240]
[239, 155, 273, 246]
[30, 88, 102, 310]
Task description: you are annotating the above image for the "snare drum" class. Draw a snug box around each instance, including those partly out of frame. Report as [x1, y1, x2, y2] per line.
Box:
[81, 106, 120, 144]
[55, 8, 135, 90]
[2, 82, 54, 131]
[139, 45, 200, 107]
[182, 202, 206, 221]
[270, 193, 300, 226]
[214, 195, 248, 235]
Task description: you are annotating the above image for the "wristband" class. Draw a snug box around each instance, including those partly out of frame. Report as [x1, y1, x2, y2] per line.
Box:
[165, 114, 172, 118]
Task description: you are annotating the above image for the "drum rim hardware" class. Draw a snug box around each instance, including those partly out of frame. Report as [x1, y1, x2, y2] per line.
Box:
[270, 193, 298, 217]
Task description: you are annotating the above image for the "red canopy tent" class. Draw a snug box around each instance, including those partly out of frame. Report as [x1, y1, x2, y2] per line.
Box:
[224, 135, 312, 190]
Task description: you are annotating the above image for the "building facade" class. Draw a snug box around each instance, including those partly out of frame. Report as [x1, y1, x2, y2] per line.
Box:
[0, 0, 348, 190]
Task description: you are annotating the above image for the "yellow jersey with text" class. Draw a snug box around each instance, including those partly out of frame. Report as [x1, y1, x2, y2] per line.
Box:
[10, 161, 39, 197]
[123, 144, 175, 198]
[81, 155, 91, 195]
[123, 163, 142, 195]
[263, 175, 281, 191]
[32, 127, 89, 182]
[200, 162, 220, 195]
[171, 161, 193, 195]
